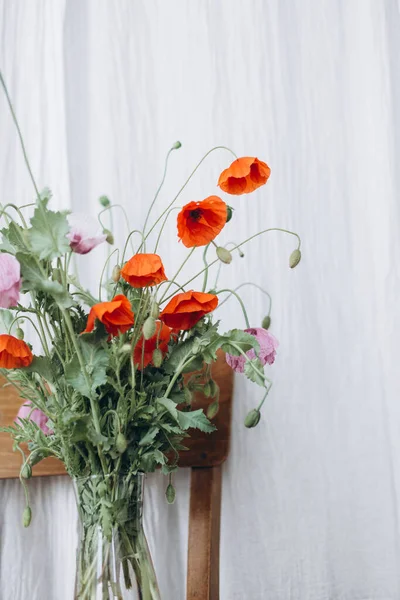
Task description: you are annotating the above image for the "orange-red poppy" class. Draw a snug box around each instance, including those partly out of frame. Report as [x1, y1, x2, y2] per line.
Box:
[160, 290, 218, 330]
[121, 254, 167, 288]
[177, 196, 227, 248]
[0, 334, 33, 368]
[134, 321, 171, 369]
[218, 157, 271, 195]
[84, 294, 134, 337]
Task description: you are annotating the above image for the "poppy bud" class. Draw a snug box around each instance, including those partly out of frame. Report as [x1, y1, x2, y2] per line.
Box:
[183, 387, 193, 403]
[203, 382, 211, 398]
[99, 195, 111, 207]
[21, 463, 32, 479]
[143, 316, 156, 340]
[112, 265, 121, 282]
[166, 483, 176, 504]
[207, 400, 219, 419]
[289, 249, 301, 269]
[244, 408, 261, 428]
[150, 302, 160, 319]
[171, 141, 182, 150]
[116, 432, 127, 454]
[103, 229, 114, 245]
[23, 506, 32, 528]
[262, 316, 271, 330]
[216, 247, 232, 265]
[152, 348, 163, 368]
[52, 268, 62, 283]
[226, 206, 234, 222]
[16, 327, 24, 340]
[209, 380, 219, 398]
[238, 248, 245, 258]
[121, 343, 132, 354]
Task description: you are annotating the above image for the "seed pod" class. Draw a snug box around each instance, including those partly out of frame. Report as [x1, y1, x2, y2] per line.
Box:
[289, 249, 301, 269]
[16, 327, 24, 340]
[207, 400, 219, 419]
[171, 141, 182, 150]
[116, 432, 128, 454]
[244, 409, 261, 428]
[99, 195, 111, 207]
[103, 229, 114, 245]
[261, 315, 271, 330]
[23, 506, 32, 528]
[203, 382, 211, 398]
[150, 302, 160, 319]
[112, 265, 121, 282]
[152, 348, 163, 368]
[143, 316, 156, 340]
[216, 247, 233, 265]
[166, 483, 176, 504]
[21, 463, 32, 479]
[226, 206, 234, 222]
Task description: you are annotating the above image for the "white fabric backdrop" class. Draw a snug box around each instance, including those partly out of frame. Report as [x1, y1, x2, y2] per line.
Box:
[1, 1, 400, 599]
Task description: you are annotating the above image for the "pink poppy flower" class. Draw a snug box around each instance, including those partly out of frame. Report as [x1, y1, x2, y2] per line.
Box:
[67, 213, 107, 255]
[226, 327, 278, 373]
[16, 400, 52, 436]
[0, 253, 21, 308]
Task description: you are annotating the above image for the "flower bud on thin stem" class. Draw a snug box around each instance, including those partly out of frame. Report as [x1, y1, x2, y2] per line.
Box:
[99, 195, 111, 208]
[143, 316, 156, 340]
[103, 229, 114, 245]
[207, 399, 219, 419]
[184, 387, 193, 404]
[244, 408, 261, 428]
[262, 315, 271, 330]
[226, 206, 234, 222]
[209, 380, 219, 398]
[150, 302, 160, 319]
[216, 247, 233, 264]
[116, 432, 128, 454]
[23, 506, 32, 528]
[203, 382, 211, 398]
[112, 265, 121, 282]
[152, 348, 163, 368]
[166, 482, 176, 504]
[171, 141, 182, 150]
[16, 327, 24, 340]
[21, 463, 32, 479]
[289, 248, 301, 269]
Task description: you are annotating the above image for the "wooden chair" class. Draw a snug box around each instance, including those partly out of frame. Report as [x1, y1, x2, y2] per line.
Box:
[0, 352, 234, 600]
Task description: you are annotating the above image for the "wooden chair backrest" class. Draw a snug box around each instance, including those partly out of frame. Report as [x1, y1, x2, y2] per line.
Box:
[0, 351, 234, 599]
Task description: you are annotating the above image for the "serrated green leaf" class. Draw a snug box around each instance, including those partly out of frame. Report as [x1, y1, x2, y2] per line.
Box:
[163, 338, 198, 374]
[16, 252, 74, 308]
[139, 427, 160, 446]
[177, 409, 216, 433]
[157, 397, 178, 418]
[80, 320, 108, 344]
[1, 222, 30, 253]
[22, 356, 54, 382]
[65, 341, 109, 397]
[0, 309, 16, 334]
[220, 329, 260, 356]
[29, 206, 70, 260]
[244, 358, 266, 387]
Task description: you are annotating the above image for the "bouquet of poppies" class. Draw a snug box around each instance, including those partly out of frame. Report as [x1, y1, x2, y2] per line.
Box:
[0, 72, 301, 598]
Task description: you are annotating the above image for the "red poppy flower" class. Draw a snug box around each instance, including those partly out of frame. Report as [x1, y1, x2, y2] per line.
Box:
[160, 290, 218, 330]
[177, 196, 227, 248]
[134, 321, 171, 369]
[218, 157, 271, 195]
[84, 294, 134, 337]
[0, 334, 33, 368]
[121, 254, 167, 288]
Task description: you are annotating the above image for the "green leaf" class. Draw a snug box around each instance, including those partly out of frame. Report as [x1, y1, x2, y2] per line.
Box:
[22, 356, 54, 382]
[157, 397, 178, 418]
[29, 206, 70, 260]
[80, 321, 108, 345]
[244, 358, 265, 387]
[177, 409, 216, 433]
[0, 309, 16, 334]
[65, 341, 109, 397]
[163, 338, 198, 374]
[220, 329, 260, 356]
[1, 222, 30, 253]
[16, 252, 74, 308]
[139, 427, 160, 446]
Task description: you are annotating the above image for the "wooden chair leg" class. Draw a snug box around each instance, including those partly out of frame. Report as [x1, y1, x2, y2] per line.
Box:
[187, 465, 222, 600]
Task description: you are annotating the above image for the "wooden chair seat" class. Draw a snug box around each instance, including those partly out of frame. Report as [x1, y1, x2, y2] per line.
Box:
[0, 351, 234, 600]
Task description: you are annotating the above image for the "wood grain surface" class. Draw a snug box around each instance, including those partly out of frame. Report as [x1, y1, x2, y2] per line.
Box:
[0, 351, 234, 479]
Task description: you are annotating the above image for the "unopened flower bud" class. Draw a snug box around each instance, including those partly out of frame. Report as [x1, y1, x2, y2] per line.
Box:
[238, 247, 245, 258]
[21, 463, 32, 479]
[289, 249, 301, 269]
[216, 247, 232, 265]
[183, 387, 193, 403]
[166, 483, 176, 504]
[203, 382, 211, 398]
[121, 343, 132, 354]
[99, 195, 111, 207]
[207, 400, 219, 419]
[103, 229, 114, 245]
[112, 265, 121, 282]
[244, 408, 261, 428]
[143, 316, 156, 340]
[209, 380, 219, 398]
[171, 141, 182, 150]
[152, 348, 163, 368]
[23, 506, 32, 527]
[150, 302, 160, 319]
[52, 268, 62, 283]
[226, 206, 234, 222]
[262, 316, 271, 330]
[116, 432, 128, 454]
[16, 327, 24, 340]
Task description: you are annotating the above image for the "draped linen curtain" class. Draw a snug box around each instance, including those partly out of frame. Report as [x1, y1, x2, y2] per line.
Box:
[1, 1, 400, 599]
